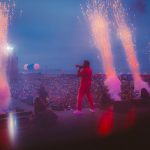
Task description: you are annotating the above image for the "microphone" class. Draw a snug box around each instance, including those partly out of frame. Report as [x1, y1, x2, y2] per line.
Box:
[75, 65, 83, 68]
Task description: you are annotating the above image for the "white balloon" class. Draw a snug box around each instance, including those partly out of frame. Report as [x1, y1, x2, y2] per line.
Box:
[24, 64, 28, 70]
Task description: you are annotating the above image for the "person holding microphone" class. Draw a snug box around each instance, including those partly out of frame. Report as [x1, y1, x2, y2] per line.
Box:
[74, 60, 95, 114]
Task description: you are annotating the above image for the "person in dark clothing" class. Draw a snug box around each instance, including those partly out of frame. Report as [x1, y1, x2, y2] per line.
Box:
[38, 86, 49, 103]
[34, 86, 57, 125]
[34, 86, 49, 114]
[34, 96, 47, 115]
[141, 88, 150, 102]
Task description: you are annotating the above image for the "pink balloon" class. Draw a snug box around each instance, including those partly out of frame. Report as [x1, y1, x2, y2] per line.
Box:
[24, 64, 28, 71]
[34, 64, 40, 70]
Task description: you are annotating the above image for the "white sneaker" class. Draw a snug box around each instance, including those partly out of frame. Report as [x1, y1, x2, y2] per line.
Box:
[73, 110, 82, 115]
[89, 109, 95, 113]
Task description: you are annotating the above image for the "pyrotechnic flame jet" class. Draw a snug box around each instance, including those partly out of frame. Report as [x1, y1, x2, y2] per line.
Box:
[0, 2, 13, 112]
[111, 0, 150, 93]
[83, 0, 121, 101]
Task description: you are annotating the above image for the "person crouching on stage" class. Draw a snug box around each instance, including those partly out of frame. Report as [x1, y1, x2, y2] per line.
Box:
[34, 86, 57, 125]
[34, 86, 49, 115]
[74, 60, 95, 114]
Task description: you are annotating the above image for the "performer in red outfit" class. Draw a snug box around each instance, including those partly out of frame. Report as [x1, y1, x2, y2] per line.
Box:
[74, 60, 95, 114]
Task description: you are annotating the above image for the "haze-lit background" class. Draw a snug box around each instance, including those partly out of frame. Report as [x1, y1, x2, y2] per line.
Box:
[7, 0, 150, 73]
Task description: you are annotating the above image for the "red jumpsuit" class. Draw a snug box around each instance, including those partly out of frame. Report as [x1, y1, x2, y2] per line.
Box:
[77, 67, 94, 111]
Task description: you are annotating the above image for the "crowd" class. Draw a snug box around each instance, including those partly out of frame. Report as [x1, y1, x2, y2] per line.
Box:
[9, 74, 150, 109]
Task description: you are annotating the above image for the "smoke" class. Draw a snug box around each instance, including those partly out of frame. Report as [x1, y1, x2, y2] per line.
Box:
[83, 0, 150, 101]
[105, 76, 121, 101]
[134, 79, 150, 93]
[112, 0, 150, 93]
[84, 0, 121, 101]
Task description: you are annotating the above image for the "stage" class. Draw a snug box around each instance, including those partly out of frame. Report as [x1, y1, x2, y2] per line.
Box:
[0, 102, 150, 150]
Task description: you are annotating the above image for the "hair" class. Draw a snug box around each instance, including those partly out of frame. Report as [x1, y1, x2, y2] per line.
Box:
[83, 60, 90, 67]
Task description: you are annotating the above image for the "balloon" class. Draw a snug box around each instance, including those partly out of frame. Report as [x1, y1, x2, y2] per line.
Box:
[28, 64, 34, 70]
[34, 64, 40, 70]
[24, 64, 28, 71]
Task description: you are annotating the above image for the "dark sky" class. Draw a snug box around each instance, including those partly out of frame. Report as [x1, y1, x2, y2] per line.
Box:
[8, 0, 150, 73]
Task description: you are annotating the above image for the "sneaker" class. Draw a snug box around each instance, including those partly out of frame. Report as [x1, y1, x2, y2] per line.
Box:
[89, 109, 95, 113]
[73, 110, 82, 115]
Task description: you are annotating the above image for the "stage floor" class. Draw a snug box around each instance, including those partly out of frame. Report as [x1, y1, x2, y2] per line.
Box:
[0, 105, 150, 150]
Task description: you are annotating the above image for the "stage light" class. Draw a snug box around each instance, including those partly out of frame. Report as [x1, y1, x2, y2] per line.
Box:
[6, 45, 14, 55]
[8, 112, 17, 144]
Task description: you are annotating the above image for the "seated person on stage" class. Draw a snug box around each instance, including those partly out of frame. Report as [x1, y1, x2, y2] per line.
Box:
[34, 86, 49, 115]
[34, 86, 57, 125]
[141, 88, 150, 102]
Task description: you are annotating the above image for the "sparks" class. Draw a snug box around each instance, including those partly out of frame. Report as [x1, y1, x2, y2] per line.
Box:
[0, 2, 13, 110]
[84, 0, 121, 100]
[111, 0, 150, 92]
